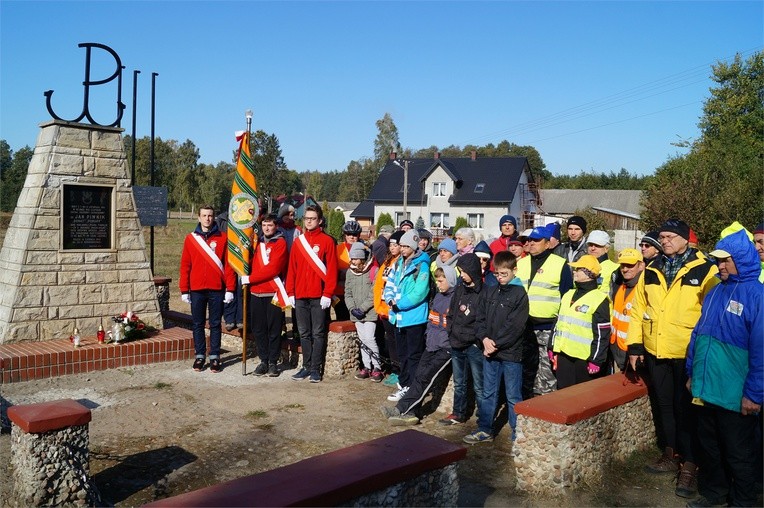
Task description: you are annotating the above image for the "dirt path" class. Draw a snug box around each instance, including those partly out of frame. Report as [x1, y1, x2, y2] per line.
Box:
[1, 352, 690, 507]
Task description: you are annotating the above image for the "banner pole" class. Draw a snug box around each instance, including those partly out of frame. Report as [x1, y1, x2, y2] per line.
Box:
[241, 283, 248, 375]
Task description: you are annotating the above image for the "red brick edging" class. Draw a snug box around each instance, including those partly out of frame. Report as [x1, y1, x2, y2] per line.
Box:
[0, 327, 194, 384]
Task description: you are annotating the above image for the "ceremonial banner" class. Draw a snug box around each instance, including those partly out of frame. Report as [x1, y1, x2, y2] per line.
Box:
[227, 130, 259, 276]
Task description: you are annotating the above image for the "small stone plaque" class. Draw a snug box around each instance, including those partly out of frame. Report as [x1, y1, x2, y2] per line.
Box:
[133, 186, 168, 226]
[62, 184, 113, 250]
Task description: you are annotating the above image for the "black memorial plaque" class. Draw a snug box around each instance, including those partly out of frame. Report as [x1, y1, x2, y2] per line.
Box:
[132, 186, 168, 226]
[62, 184, 113, 250]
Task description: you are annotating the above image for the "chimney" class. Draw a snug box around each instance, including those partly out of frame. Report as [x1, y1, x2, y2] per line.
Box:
[434, 151, 440, 160]
[470, 150, 477, 161]
[389, 151, 397, 160]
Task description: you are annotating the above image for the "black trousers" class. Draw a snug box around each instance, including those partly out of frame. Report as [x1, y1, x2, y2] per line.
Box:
[555, 352, 602, 389]
[645, 353, 698, 462]
[250, 295, 284, 364]
[380, 317, 399, 373]
[396, 348, 452, 417]
[697, 404, 759, 506]
[394, 323, 426, 388]
[295, 298, 327, 373]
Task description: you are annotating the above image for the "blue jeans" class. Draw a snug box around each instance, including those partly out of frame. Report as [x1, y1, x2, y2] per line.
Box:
[478, 357, 522, 440]
[224, 276, 243, 326]
[451, 344, 484, 419]
[190, 289, 224, 359]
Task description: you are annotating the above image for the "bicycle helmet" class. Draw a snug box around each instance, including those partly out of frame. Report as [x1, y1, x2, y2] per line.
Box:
[342, 220, 362, 236]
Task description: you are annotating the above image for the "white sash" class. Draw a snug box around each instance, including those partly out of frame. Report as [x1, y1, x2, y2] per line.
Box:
[260, 241, 291, 307]
[259, 242, 271, 265]
[192, 233, 224, 275]
[297, 234, 327, 277]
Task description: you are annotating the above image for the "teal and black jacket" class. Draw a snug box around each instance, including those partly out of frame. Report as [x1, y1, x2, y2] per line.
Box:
[686, 229, 763, 411]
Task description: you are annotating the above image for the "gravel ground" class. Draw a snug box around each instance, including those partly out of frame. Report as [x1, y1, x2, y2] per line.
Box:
[1, 352, 694, 507]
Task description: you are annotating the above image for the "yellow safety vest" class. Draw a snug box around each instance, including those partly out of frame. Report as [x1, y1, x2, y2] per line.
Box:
[610, 284, 636, 352]
[553, 289, 608, 361]
[598, 259, 620, 297]
[517, 254, 566, 318]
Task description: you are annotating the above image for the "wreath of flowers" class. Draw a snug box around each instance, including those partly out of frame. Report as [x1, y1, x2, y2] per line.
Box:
[111, 311, 148, 341]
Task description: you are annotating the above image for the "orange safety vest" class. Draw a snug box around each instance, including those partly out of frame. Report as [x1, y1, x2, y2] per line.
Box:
[610, 284, 636, 351]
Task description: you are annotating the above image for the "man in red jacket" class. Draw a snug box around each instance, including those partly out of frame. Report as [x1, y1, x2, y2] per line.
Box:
[242, 214, 289, 377]
[179, 206, 236, 373]
[286, 205, 338, 383]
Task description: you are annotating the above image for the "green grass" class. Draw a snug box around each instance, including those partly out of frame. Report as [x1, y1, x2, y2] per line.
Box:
[245, 409, 268, 419]
[153, 382, 172, 390]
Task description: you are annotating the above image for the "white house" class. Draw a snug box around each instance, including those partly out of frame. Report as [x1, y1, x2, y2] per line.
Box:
[352, 152, 540, 240]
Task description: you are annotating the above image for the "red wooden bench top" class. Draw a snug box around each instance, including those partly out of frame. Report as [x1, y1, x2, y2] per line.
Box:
[7, 399, 91, 433]
[515, 373, 648, 425]
[328, 320, 356, 333]
[146, 429, 466, 507]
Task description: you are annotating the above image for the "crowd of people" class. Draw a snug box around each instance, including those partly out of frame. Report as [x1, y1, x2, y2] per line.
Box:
[179, 205, 763, 507]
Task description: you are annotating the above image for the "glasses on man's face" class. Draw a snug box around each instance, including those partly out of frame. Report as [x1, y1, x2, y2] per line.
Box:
[639, 243, 651, 249]
[658, 233, 679, 242]
[493, 270, 512, 278]
[304, 216, 319, 222]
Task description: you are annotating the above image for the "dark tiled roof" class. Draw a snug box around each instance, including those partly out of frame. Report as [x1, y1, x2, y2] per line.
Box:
[350, 200, 375, 218]
[367, 157, 529, 205]
[539, 189, 643, 216]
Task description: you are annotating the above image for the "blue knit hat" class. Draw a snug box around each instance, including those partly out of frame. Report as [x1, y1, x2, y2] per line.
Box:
[438, 238, 458, 255]
[499, 215, 517, 229]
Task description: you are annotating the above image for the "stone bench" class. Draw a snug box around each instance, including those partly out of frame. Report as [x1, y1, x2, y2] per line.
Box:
[7, 399, 101, 506]
[513, 373, 655, 492]
[145, 429, 467, 507]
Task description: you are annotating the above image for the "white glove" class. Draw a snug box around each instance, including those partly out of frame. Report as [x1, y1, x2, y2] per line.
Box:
[320, 296, 331, 309]
[224, 291, 234, 304]
[181, 294, 191, 304]
[288, 296, 295, 307]
[241, 275, 250, 285]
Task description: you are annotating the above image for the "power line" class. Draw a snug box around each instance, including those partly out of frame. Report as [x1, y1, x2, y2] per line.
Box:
[466, 47, 762, 144]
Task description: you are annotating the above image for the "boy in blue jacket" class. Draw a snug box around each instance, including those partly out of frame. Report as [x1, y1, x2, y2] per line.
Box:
[686, 227, 763, 507]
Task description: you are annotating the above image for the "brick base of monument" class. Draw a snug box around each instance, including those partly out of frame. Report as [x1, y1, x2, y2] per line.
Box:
[0, 327, 194, 383]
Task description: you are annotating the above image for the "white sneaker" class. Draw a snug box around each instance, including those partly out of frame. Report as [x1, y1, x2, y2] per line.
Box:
[387, 386, 409, 402]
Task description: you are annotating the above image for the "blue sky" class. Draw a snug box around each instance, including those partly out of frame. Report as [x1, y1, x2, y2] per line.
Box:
[1, 1, 762, 176]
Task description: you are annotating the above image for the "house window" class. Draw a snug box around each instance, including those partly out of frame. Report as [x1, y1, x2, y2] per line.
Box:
[430, 213, 449, 229]
[474, 183, 485, 193]
[432, 182, 446, 197]
[467, 213, 484, 229]
[395, 212, 410, 224]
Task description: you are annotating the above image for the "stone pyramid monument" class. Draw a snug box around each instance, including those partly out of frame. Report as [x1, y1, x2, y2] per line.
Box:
[0, 120, 163, 343]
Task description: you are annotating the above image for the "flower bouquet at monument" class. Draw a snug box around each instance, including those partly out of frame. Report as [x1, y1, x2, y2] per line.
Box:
[110, 311, 148, 342]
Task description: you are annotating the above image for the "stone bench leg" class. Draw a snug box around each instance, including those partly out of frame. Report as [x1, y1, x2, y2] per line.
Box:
[325, 321, 361, 378]
[8, 399, 100, 506]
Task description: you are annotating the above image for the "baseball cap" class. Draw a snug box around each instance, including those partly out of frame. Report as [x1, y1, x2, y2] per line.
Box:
[568, 254, 601, 276]
[617, 248, 643, 265]
[527, 226, 550, 241]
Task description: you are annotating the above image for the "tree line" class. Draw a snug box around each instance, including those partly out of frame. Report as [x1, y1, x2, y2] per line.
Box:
[0, 128, 649, 215]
